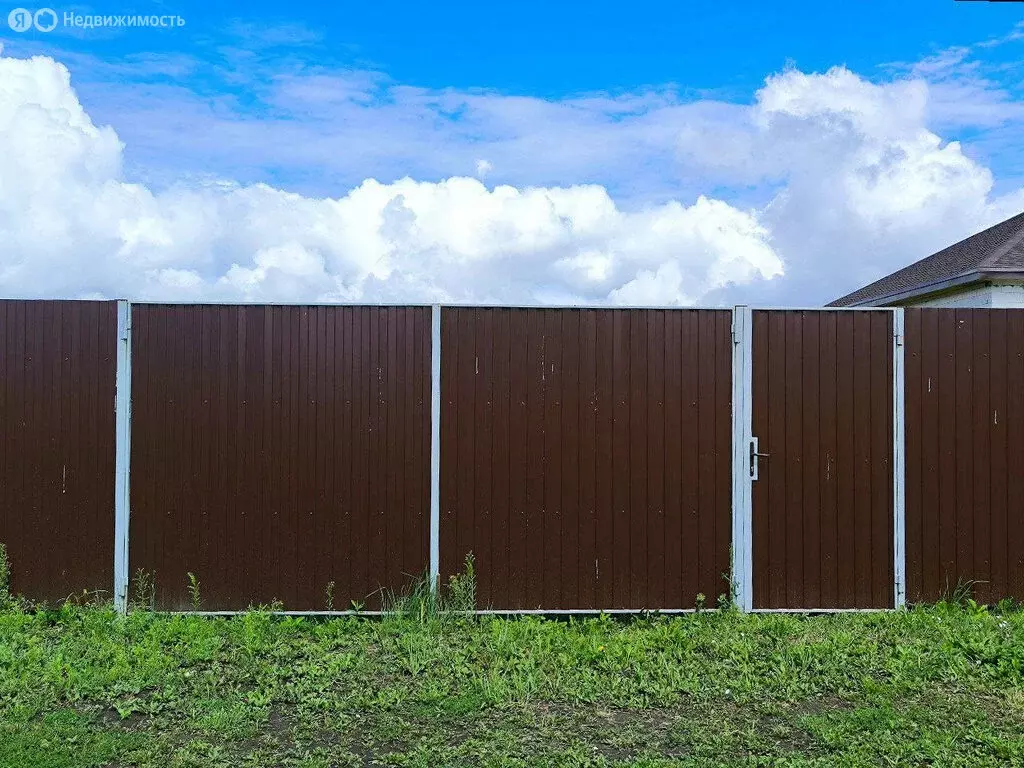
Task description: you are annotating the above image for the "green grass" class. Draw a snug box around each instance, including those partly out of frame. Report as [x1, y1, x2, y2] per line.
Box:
[0, 601, 1023, 767]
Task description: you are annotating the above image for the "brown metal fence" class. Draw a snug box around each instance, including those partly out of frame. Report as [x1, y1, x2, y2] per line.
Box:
[905, 309, 1024, 603]
[4, 300, 1024, 611]
[440, 308, 733, 610]
[751, 310, 894, 609]
[129, 305, 431, 610]
[0, 300, 118, 603]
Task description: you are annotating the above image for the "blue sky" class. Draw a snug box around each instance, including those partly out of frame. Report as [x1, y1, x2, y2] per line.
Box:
[9, 0, 1024, 94]
[5, 0, 1021, 194]
[1, 1, 1024, 304]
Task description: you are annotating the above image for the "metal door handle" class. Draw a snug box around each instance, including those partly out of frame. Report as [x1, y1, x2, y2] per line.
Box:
[750, 437, 768, 480]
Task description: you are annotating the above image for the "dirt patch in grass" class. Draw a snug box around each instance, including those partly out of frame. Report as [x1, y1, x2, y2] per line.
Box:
[269, 697, 836, 765]
[99, 707, 152, 730]
[265, 706, 291, 738]
[59, 693, 902, 765]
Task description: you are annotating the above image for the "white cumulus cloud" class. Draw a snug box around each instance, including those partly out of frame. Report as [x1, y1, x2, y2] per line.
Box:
[2, 45, 1024, 306]
[0, 53, 783, 305]
[682, 66, 1024, 302]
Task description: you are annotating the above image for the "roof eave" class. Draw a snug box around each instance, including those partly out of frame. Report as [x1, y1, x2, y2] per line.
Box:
[841, 269, 1024, 307]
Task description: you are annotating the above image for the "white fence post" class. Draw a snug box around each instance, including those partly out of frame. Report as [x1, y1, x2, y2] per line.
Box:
[731, 305, 753, 611]
[113, 300, 132, 615]
[429, 304, 442, 590]
[893, 308, 907, 608]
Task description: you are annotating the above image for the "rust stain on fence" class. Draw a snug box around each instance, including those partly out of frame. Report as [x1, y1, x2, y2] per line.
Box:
[439, 308, 733, 610]
[0, 300, 117, 602]
[129, 305, 431, 610]
[905, 308, 1024, 603]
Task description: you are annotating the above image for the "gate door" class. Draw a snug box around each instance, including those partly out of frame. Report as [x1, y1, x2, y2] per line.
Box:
[751, 310, 894, 609]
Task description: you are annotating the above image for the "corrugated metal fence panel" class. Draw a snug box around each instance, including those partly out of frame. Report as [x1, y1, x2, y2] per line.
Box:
[0, 300, 117, 602]
[752, 310, 894, 609]
[905, 309, 1024, 603]
[130, 305, 431, 610]
[440, 308, 733, 610]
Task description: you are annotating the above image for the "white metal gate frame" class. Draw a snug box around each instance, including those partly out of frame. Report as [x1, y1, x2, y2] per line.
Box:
[728, 306, 906, 613]
[110, 302, 908, 614]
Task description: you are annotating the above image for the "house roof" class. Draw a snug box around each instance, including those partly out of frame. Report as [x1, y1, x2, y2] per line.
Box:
[828, 210, 1024, 306]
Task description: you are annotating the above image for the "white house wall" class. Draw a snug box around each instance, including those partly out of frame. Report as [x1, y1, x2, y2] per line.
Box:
[902, 282, 1024, 309]
[990, 283, 1024, 308]
[907, 283, 996, 308]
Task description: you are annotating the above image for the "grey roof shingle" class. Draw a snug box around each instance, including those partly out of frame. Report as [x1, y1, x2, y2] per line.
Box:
[828, 210, 1024, 306]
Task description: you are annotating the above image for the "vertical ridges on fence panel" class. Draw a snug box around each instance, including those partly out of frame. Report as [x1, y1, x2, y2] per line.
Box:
[750, 309, 895, 610]
[439, 306, 733, 611]
[0, 299, 118, 603]
[904, 308, 1024, 604]
[128, 304, 432, 611]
